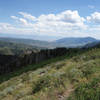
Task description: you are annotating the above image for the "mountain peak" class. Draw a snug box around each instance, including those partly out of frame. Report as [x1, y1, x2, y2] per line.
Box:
[55, 37, 98, 47]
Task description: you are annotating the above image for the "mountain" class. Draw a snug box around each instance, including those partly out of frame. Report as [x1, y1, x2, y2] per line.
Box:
[0, 37, 99, 51]
[0, 33, 61, 41]
[83, 41, 100, 48]
[54, 37, 99, 47]
[0, 37, 55, 49]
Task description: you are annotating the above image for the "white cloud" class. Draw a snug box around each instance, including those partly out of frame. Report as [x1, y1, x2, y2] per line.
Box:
[11, 16, 18, 20]
[11, 15, 34, 27]
[19, 18, 28, 26]
[0, 23, 14, 30]
[19, 12, 36, 21]
[1, 10, 100, 39]
[57, 10, 85, 23]
[87, 12, 100, 23]
[37, 10, 85, 23]
[37, 10, 85, 28]
[0, 22, 34, 35]
[10, 10, 87, 32]
[35, 10, 87, 35]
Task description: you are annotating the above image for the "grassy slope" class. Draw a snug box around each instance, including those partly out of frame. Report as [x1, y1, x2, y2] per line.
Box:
[0, 48, 100, 100]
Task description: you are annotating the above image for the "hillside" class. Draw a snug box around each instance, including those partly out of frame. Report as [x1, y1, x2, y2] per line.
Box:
[0, 37, 99, 49]
[0, 38, 54, 49]
[0, 40, 40, 56]
[83, 41, 100, 48]
[0, 45, 100, 100]
[55, 37, 98, 47]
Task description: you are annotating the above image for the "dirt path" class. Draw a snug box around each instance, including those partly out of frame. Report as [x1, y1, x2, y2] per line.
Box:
[58, 85, 74, 100]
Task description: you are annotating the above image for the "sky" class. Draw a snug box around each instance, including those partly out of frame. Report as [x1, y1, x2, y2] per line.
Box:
[0, 0, 100, 40]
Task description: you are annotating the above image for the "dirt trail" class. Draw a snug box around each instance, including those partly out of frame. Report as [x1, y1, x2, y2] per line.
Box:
[58, 85, 74, 100]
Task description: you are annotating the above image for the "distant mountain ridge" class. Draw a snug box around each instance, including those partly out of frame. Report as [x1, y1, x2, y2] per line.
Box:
[54, 37, 99, 47]
[0, 37, 99, 49]
[83, 41, 100, 48]
[0, 37, 54, 49]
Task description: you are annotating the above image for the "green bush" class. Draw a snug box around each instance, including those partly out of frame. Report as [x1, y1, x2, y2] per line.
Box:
[32, 73, 66, 94]
[32, 75, 51, 93]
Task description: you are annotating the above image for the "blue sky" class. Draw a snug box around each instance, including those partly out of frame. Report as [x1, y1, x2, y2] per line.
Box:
[0, 0, 100, 40]
[0, 0, 99, 21]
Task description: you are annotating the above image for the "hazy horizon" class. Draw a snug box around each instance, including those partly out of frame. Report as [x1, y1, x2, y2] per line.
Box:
[0, 33, 99, 42]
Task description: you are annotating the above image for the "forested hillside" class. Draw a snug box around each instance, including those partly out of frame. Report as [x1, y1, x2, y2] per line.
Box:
[0, 41, 40, 55]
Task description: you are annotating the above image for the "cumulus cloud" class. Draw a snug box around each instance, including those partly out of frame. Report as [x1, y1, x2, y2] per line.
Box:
[2, 10, 100, 39]
[11, 15, 34, 27]
[19, 12, 36, 21]
[38, 10, 85, 23]
[10, 10, 87, 33]
[0, 23, 17, 34]
[57, 10, 85, 23]
[34, 10, 87, 35]
[0, 23, 14, 30]
[37, 10, 86, 28]
[11, 16, 18, 20]
[0, 22, 34, 35]
[87, 12, 100, 23]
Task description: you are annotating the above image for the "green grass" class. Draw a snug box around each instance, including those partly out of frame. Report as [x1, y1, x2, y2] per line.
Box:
[74, 77, 100, 100]
[0, 52, 73, 84]
[1, 47, 100, 100]
[0, 48, 84, 84]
